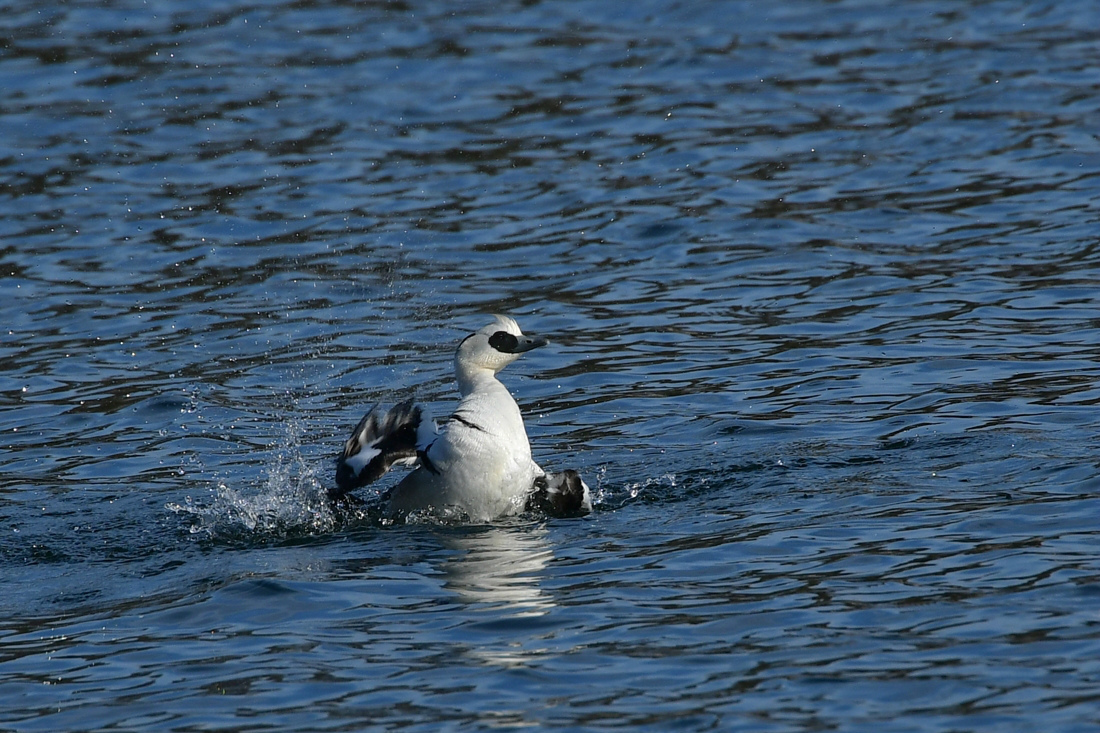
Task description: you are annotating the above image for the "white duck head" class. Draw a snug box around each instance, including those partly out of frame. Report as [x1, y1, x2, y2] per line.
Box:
[454, 315, 547, 393]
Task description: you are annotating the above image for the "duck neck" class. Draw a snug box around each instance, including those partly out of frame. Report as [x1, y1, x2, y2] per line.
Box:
[455, 361, 501, 398]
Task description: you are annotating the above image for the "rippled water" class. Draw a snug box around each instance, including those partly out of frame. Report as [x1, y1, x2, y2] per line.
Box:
[3, 0, 1100, 730]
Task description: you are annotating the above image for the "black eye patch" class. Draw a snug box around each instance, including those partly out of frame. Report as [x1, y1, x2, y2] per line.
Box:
[488, 331, 519, 353]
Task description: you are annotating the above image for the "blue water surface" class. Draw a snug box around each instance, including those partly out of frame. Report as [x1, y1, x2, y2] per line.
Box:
[2, 0, 1099, 730]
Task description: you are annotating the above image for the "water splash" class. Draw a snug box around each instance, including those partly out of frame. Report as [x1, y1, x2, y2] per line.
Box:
[167, 422, 338, 539]
[591, 467, 680, 508]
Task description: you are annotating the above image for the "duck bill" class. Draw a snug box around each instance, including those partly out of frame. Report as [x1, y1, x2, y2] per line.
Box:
[512, 335, 548, 353]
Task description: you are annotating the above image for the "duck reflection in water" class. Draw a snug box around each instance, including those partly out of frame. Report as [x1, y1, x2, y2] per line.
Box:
[437, 523, 554, 618]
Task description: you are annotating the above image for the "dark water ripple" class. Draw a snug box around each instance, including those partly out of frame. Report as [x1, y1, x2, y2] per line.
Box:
[3, 0, 1100, 730]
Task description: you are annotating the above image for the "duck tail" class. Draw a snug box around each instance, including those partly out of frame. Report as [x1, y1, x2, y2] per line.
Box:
[529, 469, 592, 517]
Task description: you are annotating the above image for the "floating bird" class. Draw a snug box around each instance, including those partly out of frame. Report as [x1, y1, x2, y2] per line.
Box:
[333, 315, 590, 521]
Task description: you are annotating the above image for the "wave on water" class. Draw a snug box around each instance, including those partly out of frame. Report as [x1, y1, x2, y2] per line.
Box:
[589, 465, 683, 508]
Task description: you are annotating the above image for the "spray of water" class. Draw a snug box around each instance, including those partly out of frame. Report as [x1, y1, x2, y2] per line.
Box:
[167, 419, 339, 539]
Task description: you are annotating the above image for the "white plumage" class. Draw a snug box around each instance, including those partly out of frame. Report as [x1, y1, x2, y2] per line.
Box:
[334, 315, 590, 522]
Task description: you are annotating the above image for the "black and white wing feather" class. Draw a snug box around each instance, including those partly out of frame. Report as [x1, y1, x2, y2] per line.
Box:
[333, 399, 436, 497]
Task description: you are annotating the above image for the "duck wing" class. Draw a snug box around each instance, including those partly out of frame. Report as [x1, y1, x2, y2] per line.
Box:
[333, 399, 437, 497]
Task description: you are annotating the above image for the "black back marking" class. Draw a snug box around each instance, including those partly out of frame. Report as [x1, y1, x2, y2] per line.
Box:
[418, 444, 441, 475]
[450, 412, 487, 432]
